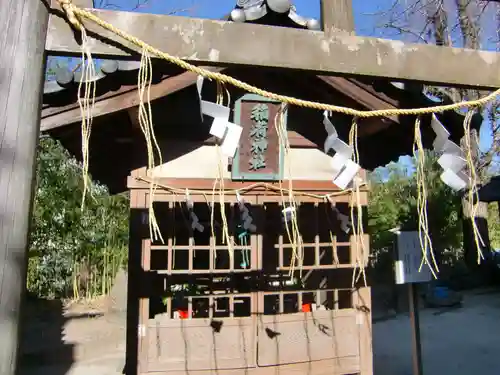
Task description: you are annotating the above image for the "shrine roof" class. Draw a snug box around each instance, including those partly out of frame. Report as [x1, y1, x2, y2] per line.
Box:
[41, 1, 483, 193]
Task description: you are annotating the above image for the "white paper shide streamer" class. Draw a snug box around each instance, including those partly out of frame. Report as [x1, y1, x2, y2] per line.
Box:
[186, 189, 204, 233]
[333, 206, 351, 234]
[326, 196, 351, 233]
[323, 111, 360, 189]
[431, 114, 468, 191]
[282, 206, 295, 223]
[197, 76, 243, 157]
[236, 193, 257, 232]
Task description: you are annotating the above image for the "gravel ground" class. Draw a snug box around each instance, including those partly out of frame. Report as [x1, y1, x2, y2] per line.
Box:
[373, 289, 500, 375]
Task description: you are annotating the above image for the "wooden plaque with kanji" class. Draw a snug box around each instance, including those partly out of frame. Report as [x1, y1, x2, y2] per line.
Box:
[231, 94, 286, 181]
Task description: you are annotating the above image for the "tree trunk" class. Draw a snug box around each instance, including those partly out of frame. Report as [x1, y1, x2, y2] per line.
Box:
[0, 1, 49, 375]
[425, 0, 451, 47]
[455, 0, 480, 49]
[424, 0, 464, 102]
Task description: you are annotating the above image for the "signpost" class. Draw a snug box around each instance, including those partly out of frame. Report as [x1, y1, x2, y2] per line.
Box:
[393, 230, 433, 375]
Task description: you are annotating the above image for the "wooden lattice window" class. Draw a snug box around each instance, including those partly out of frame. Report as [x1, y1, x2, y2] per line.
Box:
[262, 289, 353, 315]
[145, 194, 367, 320]
[260, 201, 357, 271]
[146, 198, 258, 320]
[149, 200, 258, 273]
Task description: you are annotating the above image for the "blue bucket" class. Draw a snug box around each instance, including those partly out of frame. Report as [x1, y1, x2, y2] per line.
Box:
[434, 287, 449, 299]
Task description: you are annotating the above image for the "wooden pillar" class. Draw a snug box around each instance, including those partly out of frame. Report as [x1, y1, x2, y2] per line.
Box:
[320, 0, 355, 34]
[0, 1, 49, 375]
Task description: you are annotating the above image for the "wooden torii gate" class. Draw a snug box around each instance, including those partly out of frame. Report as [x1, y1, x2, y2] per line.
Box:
[1, 0, 499, 374]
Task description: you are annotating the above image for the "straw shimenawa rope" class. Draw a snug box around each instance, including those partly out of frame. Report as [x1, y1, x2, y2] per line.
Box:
[57, 0, 491, 269]
[138, 177, 361, 201]
[57, 0, 500, 118]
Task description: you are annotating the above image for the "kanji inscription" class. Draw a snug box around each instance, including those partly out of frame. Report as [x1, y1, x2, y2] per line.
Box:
[231, 94, 285, 181]
[249, 103, 269, 170]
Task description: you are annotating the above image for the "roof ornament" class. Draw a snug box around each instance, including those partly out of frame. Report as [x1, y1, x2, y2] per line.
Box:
[266, 0, 291, 13]
[390, 82, 405, 90]
[288, 5, 321, 30]
[237, 0, 263, 7]
[232, 0, 267, 22]
[231, 0, 320, 30]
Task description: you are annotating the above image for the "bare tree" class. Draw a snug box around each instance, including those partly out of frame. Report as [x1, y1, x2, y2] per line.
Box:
[371, 0, 499, 177]
[93, 0, 151, 10]
[93, 0, 199, 14]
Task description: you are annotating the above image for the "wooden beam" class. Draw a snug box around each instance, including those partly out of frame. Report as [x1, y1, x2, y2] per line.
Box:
[319, 76, 399, 123]
[76, 0, 94, 7]
[0, 1, 49, 375]
[46, 8, 500, 88]
[127, 176, 369, 193]
[321, 0, 355, 34]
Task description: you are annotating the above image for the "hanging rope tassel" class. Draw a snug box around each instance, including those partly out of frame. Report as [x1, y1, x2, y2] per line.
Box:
[462, 110, 486, 263]
[211, 82, 233, 264]
[137, 47, 163, 243]
[413, 117, 439, 279]
[77, 27, 97, 210]
[274, 104, 303, 279]
[348, 118, 367, 288]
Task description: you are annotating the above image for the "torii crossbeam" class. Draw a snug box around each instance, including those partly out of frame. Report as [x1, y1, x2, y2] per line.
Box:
[0, 1, 498, 375]
[46, 0, 500, 89]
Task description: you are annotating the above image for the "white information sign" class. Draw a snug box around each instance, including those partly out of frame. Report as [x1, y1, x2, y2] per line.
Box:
[394, 231, 433, 285]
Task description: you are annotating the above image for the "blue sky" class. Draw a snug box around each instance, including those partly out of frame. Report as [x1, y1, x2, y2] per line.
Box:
[97, 0, 392, 25]
[67, 0, 497, 163]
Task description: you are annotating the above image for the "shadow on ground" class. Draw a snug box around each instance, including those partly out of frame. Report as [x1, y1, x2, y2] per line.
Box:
[18, 294, 76, 375]
[17, 294, 123, 375]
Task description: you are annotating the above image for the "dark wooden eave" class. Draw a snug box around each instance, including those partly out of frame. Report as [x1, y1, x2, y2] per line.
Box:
[478, 176, 500, 203]
[41, 65, 482, 194]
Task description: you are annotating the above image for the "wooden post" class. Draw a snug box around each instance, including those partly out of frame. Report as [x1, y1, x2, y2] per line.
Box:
[320, 0, 355, 34]
[408, 283, 424, 375]
[0, 1, 49, 375]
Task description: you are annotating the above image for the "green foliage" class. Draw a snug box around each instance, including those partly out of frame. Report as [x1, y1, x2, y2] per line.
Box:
[27, 137, 129, 299]
[368, 151, 463, 275]
[488, 203, 500, 249]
